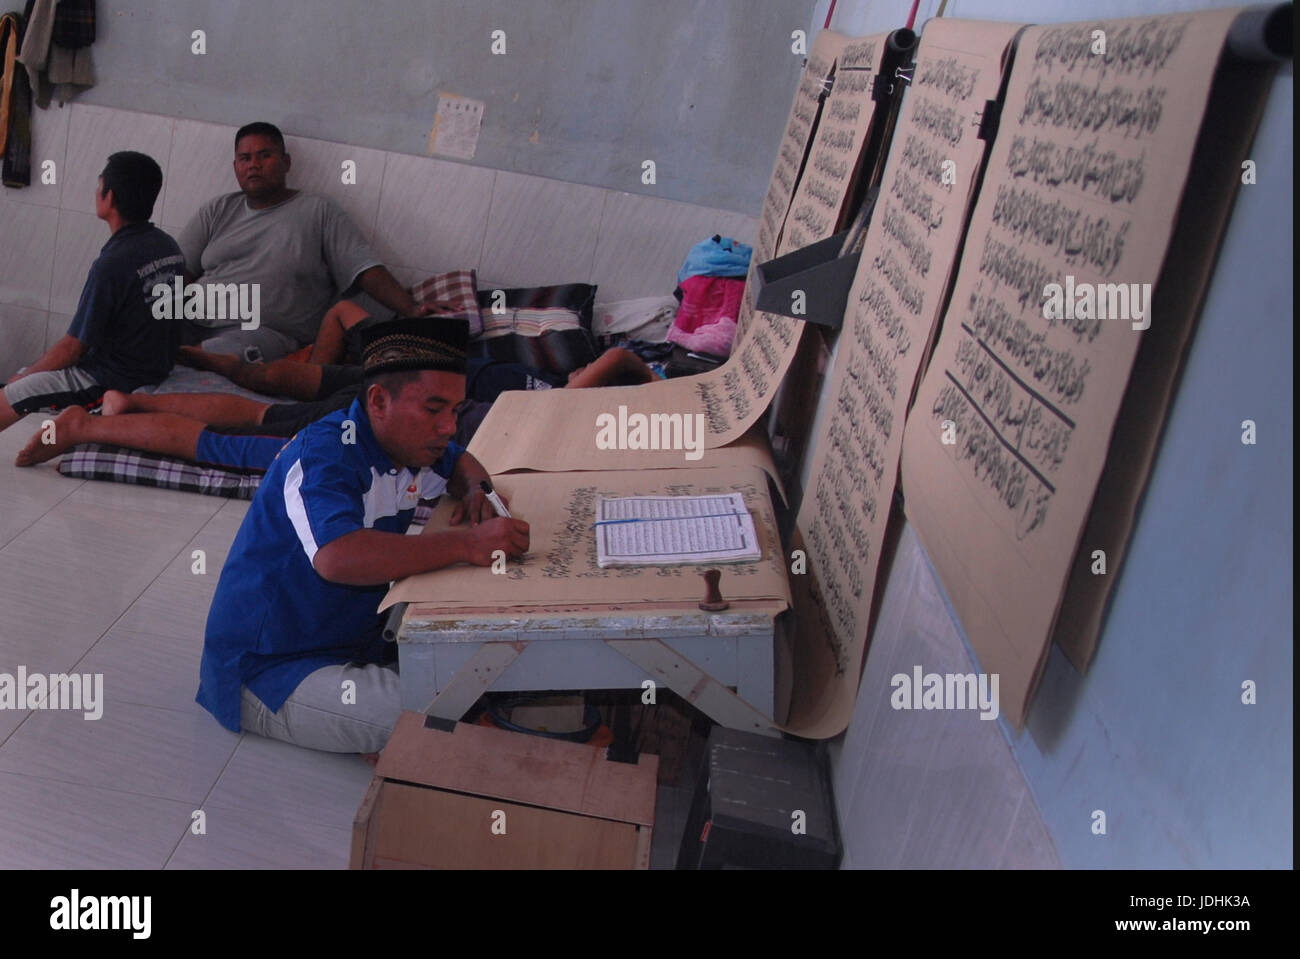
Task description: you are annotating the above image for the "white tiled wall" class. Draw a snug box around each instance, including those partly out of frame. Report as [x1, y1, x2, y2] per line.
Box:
[157, 118, 239, 230]
[49, 210, 104, 316]
[1, 103, 758, 373]
[478, 172, 606, 290]
[0, 305, 47, 383]
[0, 203, 57, 312]
[61, 106, 176, 219]
[370, 153, 497, 275]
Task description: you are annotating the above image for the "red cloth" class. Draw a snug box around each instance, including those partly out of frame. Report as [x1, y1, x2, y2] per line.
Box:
[666, 275, 744, 357]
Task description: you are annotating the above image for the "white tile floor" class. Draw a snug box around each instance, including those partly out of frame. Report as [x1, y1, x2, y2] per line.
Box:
[0, 418, 371, 869]
[0, 419, 695, 868]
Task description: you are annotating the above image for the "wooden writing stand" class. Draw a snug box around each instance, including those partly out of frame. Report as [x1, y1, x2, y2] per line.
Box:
[386, 466, 789, 737]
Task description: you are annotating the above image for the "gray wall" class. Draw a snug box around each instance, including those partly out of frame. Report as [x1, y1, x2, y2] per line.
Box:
[812, 0, 1292, 867]
[71, 0, 814, 214]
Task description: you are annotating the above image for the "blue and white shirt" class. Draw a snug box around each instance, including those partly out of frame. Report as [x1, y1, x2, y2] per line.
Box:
[197, 398, 464, 732]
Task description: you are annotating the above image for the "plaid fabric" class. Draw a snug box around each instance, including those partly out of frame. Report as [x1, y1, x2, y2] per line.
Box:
[410, 270, 483, 337]
[51, 0, 95, 49]
[56, 443, 440, 523]
[57, 443, 263, 500]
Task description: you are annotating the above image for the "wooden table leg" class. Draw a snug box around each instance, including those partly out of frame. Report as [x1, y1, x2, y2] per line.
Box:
[420, 641, 525, 721]
[605, 638, 778, 736]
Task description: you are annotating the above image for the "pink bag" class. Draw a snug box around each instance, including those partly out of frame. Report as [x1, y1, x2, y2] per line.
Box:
[666, 275, 745, 357]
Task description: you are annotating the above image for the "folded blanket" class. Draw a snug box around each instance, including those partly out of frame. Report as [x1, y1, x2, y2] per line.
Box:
[58, 443, 264, 500]
[58, 443, 441, 523]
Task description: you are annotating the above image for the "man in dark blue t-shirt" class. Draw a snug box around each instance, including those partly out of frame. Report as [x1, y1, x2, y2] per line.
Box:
[0, 151, 185, 434]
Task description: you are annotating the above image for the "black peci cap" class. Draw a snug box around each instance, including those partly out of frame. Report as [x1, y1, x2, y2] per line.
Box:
[360, 315, 470, 376]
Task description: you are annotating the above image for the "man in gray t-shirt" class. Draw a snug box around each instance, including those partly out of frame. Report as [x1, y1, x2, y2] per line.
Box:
[177, 121, 419, 361]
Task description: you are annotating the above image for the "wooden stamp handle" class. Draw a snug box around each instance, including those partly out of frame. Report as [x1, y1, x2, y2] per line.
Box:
[699, 568, 730, 611]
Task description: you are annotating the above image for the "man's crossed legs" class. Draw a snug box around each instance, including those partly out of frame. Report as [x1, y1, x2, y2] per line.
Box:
[241, 663, 401, 754]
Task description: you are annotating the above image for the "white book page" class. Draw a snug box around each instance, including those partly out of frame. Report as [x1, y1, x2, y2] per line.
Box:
[595, 494, 761, 567]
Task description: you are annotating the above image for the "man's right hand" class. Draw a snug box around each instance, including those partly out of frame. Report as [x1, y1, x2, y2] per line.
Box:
[461, 517, 530, 565]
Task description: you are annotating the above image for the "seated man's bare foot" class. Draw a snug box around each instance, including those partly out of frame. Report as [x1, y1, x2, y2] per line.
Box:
[15, 405, 89, 467]
[100, 389, 131, 416]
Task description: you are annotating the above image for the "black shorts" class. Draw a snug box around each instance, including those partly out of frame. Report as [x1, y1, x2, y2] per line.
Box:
[209, 366, 365, 439]
[314, 364, 366, 400]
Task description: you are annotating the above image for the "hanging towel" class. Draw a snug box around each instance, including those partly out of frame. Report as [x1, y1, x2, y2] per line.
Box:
[1, 10, 33, 186]
[51, 0, 95, 49]
[1, 12, 20, 154]
[18, 0, 93, 107]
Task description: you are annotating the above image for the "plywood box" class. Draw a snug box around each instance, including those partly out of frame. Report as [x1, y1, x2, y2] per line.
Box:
[351, 711, 657, 869]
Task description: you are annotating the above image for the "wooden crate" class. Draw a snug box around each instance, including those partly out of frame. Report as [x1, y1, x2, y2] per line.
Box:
[351, 711, 657, 870]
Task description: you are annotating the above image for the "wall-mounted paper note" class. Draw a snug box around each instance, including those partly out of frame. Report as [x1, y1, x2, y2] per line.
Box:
[429, 93, 485, 160]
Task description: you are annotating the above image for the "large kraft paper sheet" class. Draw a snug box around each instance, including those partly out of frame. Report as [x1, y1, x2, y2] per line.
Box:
[470, 405, 788, 501]
[786, 19, 1024, 739]
[380, 465, 790, 613]
[468, 30, 892, 476]
[899, 8, 1247, 729]
[1049, 26, 1275, 673]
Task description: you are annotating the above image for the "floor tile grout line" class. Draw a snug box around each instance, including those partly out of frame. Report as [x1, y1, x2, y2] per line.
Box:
[97, 697, 208, 715]
[587, 190, 610, 285]
[474, 170, 497, 277]
[6, 452, 344, 868]
[993, 789, 1027, 869]
[0, 475, 87, 553]
[2, 707, 366, 851]
[0, 477, 94, 753]
[370, 148, 392, 247]
[60, 495, 230, 680]
[162, 735, 369, 869]
[44, 157, 64, 311]
[0, 493, 228, 751]
[162, 732, 251, 868]
[890, 727, 944, 868]
[0, 766, 213, 810]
